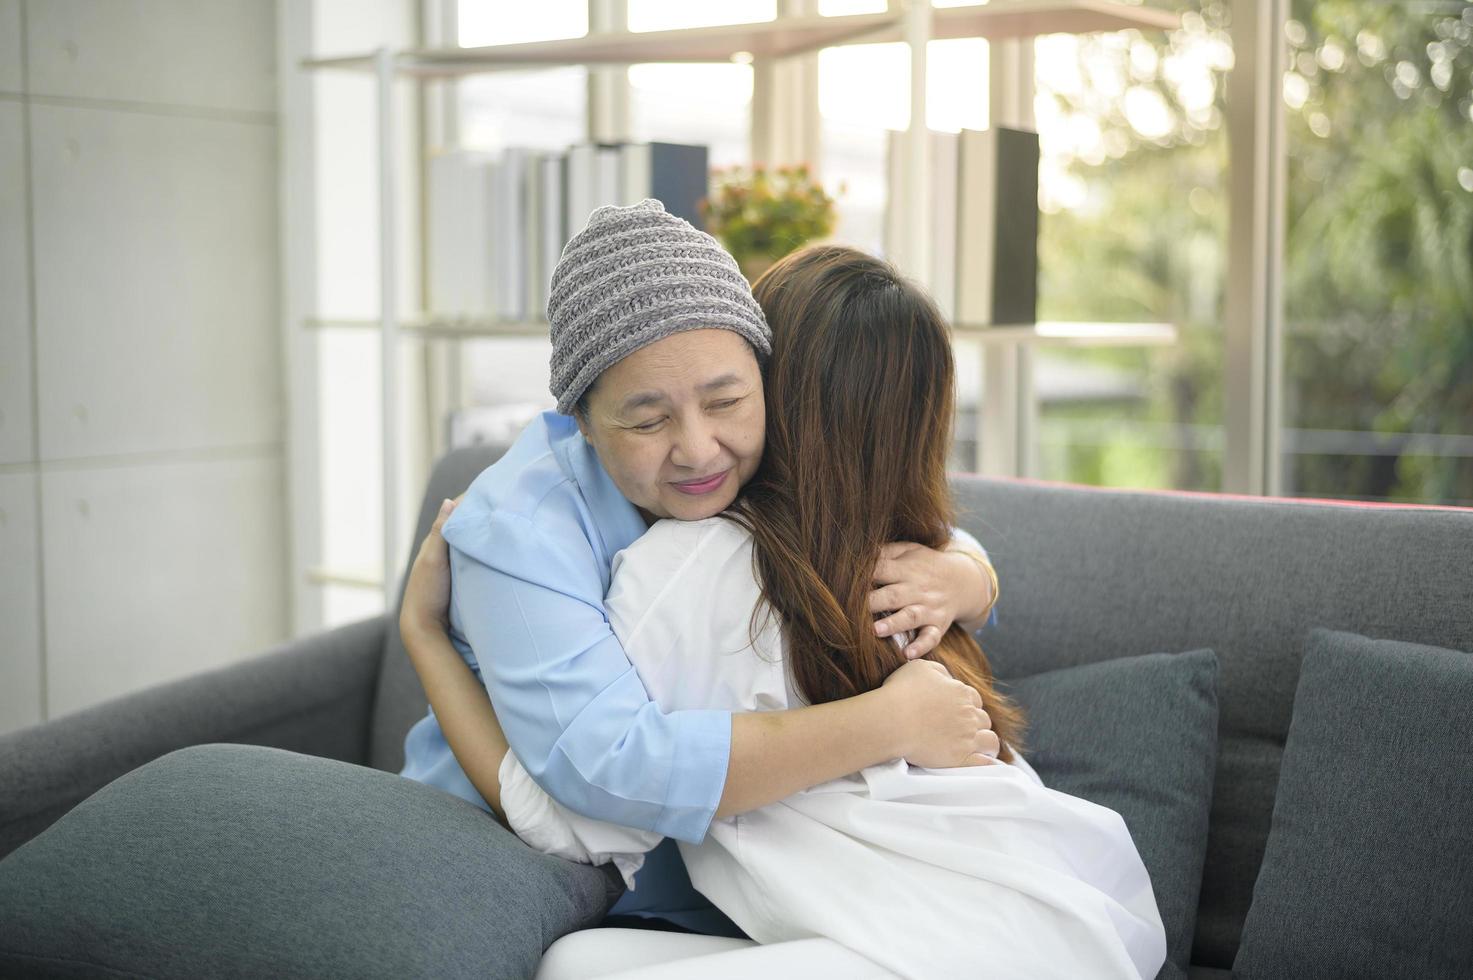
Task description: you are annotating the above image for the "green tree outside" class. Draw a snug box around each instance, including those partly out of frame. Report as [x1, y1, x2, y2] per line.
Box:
[1035, 0, 1473, 504]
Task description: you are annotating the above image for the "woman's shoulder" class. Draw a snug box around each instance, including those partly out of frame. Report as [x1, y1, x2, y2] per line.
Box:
[444, 412, 647, 572]
[614, 515, 754, 573]
[607, 515, 787, 713]
[606, 516, 764, 646]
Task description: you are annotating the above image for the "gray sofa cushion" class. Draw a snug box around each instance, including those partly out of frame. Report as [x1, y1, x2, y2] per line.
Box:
[1232, 629, 1473, 979]
[956, 478, 1473, 967]
[0, 743, 620, 979]
[1002, 649, 1219, 980]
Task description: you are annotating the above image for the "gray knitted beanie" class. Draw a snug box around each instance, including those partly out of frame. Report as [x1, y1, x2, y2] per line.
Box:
[547, 198, 772, 415]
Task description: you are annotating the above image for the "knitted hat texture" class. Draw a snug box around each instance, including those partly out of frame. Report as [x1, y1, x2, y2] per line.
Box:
[547, 198, 772, 415]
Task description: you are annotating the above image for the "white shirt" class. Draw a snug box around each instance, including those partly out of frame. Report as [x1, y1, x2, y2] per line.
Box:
[499, 517, 1167, 980]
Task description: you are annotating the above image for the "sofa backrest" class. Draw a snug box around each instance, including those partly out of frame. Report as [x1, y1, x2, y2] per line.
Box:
[370, 447, 1473, 970]
[949, 478, 1473, 970]
[368, 445, 510, 774]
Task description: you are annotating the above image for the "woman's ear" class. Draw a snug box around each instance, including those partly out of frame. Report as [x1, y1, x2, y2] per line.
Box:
[572, 383, 601, 440]
[572, 397, 593, 440]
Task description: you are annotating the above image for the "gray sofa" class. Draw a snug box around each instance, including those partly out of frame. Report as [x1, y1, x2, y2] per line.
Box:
[2, 444, 1470, 978]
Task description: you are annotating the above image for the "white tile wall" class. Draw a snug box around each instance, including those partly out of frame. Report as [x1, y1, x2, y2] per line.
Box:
[0, 1, 21, 93]
[0, 102, 32, 465]
[3, 0, 291, 728]
[40, 454, 287, 719]
[30, 103, 281, 460]
[0, 473, 44, 735]
[24, 0, 275, 114]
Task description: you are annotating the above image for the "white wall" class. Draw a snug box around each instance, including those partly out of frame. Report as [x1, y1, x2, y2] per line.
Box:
[0, 0, 289, 734]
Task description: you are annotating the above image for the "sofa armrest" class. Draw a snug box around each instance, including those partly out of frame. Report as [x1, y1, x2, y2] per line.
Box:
[0, 614, 389, 860]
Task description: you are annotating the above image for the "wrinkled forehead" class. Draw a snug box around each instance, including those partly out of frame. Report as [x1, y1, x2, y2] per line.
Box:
[585, 329, 762, 413]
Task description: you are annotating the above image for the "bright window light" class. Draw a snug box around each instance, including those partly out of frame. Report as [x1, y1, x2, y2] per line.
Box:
[456, 0, 586, 46]
[628, 0, 775, 33]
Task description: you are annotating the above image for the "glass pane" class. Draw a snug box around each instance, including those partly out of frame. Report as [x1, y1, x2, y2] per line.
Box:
[819, 42, 909, 254]
[1031, 2, 1231, 491]
[629, 0, 775, 32]
[458, 0, 586, 45]
[818, 40, 985, 254]
[456, 1, 588, 154]
[819, 0, 887, 14]
[629, 64, 752, 169]
[457, 69, 587, 152]
[1280, 1, 1473, 506]
[626, 4, 764, 171]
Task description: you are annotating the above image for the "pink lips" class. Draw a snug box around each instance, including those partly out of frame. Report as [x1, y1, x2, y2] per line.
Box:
[672, 470, 729, 495]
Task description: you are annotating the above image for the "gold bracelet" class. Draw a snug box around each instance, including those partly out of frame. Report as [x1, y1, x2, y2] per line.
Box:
[957, 549, 999, 622]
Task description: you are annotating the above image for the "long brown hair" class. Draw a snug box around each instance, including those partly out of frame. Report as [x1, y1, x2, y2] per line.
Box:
[729, 244, 1026, 761]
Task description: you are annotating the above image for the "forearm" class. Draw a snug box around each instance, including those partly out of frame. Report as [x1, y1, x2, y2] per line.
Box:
[716, 689, 897, 818]
[401, 623, 510, 822]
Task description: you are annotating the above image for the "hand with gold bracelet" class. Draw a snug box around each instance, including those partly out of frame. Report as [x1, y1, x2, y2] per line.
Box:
[869, 540, 1000, 659]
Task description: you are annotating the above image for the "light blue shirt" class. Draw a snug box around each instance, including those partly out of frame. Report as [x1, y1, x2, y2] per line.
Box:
[399, 410, 995, 933]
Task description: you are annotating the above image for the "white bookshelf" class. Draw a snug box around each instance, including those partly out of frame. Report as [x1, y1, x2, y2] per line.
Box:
[298, 0, 1181, 598]
[306, 314, 1177, 347]
[303, 3, 1178, 75]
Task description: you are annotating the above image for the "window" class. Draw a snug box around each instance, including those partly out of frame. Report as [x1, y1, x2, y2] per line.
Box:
[1031, 2, 1231, 491]
[626, 0, 768, 170]
[1278, 0, 1473, 505]
[628, 0, 775, 32]
[456, 0, 588, 152]
[627, 64, 752, 169]
[817, 37, 989, 255]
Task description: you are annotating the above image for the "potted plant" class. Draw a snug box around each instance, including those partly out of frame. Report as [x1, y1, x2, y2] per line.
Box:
[700, 164, 841, 283]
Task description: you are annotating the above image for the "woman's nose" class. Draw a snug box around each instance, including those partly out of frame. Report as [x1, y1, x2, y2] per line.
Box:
[670, 420, 721, 470]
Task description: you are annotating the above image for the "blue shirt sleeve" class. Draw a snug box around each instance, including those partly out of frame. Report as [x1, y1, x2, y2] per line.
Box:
[448, 511, 732, 844]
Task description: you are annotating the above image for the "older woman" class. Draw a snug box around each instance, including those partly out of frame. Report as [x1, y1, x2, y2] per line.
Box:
[397, 201, 1001, 937]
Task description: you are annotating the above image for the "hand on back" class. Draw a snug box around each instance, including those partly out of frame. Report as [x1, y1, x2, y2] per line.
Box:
[869, 542, 990, 659]
[399, 494, 463, 644]
[881, 659, 999, 768]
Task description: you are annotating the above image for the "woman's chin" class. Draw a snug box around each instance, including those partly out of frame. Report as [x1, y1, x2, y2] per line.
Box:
[664, 489, 737, 522]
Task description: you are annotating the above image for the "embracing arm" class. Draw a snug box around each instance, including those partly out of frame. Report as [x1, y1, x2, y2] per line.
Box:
[401, 542, 950, 858]
[399, 499, 510, 823]
[408, 502, 997, 842]
[717, 662, 984, 817]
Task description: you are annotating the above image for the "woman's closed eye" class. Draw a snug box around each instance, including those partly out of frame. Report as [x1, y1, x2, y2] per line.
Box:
[629, 416, 667, 433]
[708, 396, 743, 412]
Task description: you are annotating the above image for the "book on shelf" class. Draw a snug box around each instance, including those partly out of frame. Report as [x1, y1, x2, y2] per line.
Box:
[494, 147, 531, 322]
[885, 129, 960, 322]
[428, 148, 497, 318]
[522, 151, 545, 324]
[426, 140, 712, 326]
[539, 154, 565, 319]
[565, 142, 622, 247]
[620, 141, 710, 231]
[956, 126, 1039, 328]
[884, 126, 1039, 328]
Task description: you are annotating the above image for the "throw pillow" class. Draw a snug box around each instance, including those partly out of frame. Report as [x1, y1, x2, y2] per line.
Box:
[0, 743, 621, 979]
[1232, 628, 1473, 979]
[1000, 648, 1220, 980]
